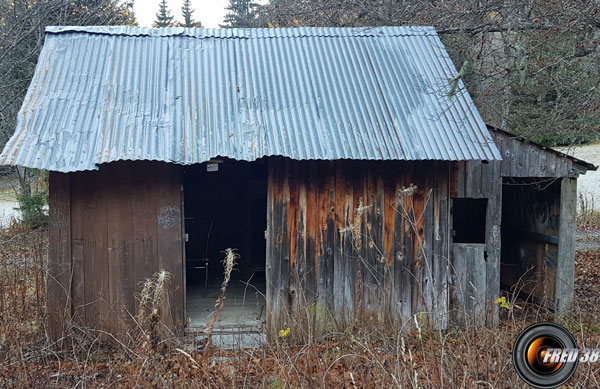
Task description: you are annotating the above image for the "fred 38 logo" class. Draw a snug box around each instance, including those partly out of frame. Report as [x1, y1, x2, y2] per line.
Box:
[512, 322, 600, 388]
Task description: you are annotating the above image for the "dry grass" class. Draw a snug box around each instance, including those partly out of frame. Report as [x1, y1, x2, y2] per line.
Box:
[578, 193, 600, 229]
[0, 225, 599, 387]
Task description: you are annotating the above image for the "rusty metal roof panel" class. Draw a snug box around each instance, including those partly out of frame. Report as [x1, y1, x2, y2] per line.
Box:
[0, 26, 501, 172]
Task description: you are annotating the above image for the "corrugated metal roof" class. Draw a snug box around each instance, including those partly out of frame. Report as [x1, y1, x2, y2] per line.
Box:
[0, 26, 501, 172]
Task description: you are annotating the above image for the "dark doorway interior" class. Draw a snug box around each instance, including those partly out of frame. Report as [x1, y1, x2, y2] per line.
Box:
[183, 158, 267, 329]
[500, 178, 561, 304]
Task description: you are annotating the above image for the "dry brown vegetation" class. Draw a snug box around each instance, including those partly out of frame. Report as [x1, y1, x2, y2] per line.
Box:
[0, 223, 600, 387]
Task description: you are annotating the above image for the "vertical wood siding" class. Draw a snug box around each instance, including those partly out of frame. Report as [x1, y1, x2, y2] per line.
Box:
[492, 131, 577, 178]
[48, 173, 71, 342]
[451, 160, 502, 326]
[46, 153, 578, 339]
[48, 162, 183, 341]
[266, 159, 451, 331]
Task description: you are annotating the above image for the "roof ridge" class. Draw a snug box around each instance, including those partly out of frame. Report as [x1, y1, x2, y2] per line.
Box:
[45, 25, 438, 39]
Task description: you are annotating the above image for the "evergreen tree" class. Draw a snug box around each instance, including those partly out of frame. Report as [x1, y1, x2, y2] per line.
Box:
[153, 0, 175, 27]
[180, 0, 202, 27]
[222, 0, 258, 28]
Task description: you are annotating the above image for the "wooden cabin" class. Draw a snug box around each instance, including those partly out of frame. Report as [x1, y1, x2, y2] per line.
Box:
[0, 26, 595, 340]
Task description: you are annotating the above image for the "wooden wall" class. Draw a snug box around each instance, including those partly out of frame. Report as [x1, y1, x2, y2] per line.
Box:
[48, 161, 184, 341]
[450, 160, 502, 326]
[45, 147, 580, 339]
[491, 130, 581, 178]
[266, 159, 451, 331]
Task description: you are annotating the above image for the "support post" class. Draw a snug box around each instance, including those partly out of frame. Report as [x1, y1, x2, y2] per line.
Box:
[555, 177, 577, 315]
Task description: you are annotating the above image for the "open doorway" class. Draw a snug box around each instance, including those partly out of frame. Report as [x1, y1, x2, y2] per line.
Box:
[183, 158, 267, 331]
[500, 178, 561, 306]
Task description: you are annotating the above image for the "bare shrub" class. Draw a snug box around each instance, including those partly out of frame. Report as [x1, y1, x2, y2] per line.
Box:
[203, 248, 239, 354]
[135, 269, 172, 353]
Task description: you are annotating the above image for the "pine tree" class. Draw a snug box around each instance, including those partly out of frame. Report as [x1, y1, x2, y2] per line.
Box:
[222, 0, 258, 28]
[180, 0, 202, 27]
[153, 0, 175, 28]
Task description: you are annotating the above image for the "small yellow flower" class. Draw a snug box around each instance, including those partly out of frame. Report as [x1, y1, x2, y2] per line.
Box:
[279, 327, 290, 337]
[495, 296, 510, 310]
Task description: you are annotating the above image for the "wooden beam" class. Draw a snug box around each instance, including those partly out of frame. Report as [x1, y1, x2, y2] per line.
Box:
[484, 161, 502, 327]
[555, 177, 577, 315]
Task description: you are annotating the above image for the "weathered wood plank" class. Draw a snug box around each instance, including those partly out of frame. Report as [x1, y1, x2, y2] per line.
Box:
[296, 170, 308, 312]
[432, 162, 449, 330]
[265, 161, 276, 329]
[288, 162, 300, 314]
[450, 243, 486, 327]
[485, 161, 502, 326]
[417, 164, 434, 323]
[83, 169, 109, 330]
[105, 164, 134, 335]
[392, 172, 410, 323]
[156, 164, 184, 332]
[382, 165, 397, 324]
[399, 168, 414, 324]
[362, 164, 378, 319]
[372, 172, 385, 321]
[70, 172, 85, 325]
[48, 172, 72, 342]
[279, 160, 291, 325]
[333, 162, 346, 323]
[321, 162, 336, 322]
[342, 163, 355, 323]
[499, 138, 513, 177]
[131, 164, 159, 319]
[352, 162, 367, 319]
[455, 161, 465, 198]
[465, 160, 482, 198]
[266, 159, 283, 329]
[304, 161, 318, 305]
[411, 164, 431, 321]
[528, 145, 542, 177]
[556, 177, 577, 314]
[480, 161, 492, 198]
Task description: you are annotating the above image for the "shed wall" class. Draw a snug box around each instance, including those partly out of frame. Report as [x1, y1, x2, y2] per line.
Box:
[492, 131, 578, 178]
[266, 159, 453, 331]
[46, 152, 578, 339]
[48, 162, 184, 341]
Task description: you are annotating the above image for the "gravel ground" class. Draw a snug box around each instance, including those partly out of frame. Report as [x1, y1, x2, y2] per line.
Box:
[577, 229, 600, 251]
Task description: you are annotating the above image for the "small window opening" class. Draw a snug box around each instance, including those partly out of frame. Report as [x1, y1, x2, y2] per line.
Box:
[452, 198, 487, 244]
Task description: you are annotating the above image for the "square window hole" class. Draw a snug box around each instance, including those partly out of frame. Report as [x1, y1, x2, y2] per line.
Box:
[452, 198, 487, 244]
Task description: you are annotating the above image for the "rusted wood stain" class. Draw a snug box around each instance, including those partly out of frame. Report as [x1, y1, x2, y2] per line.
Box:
[266, 158, 451, 330]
